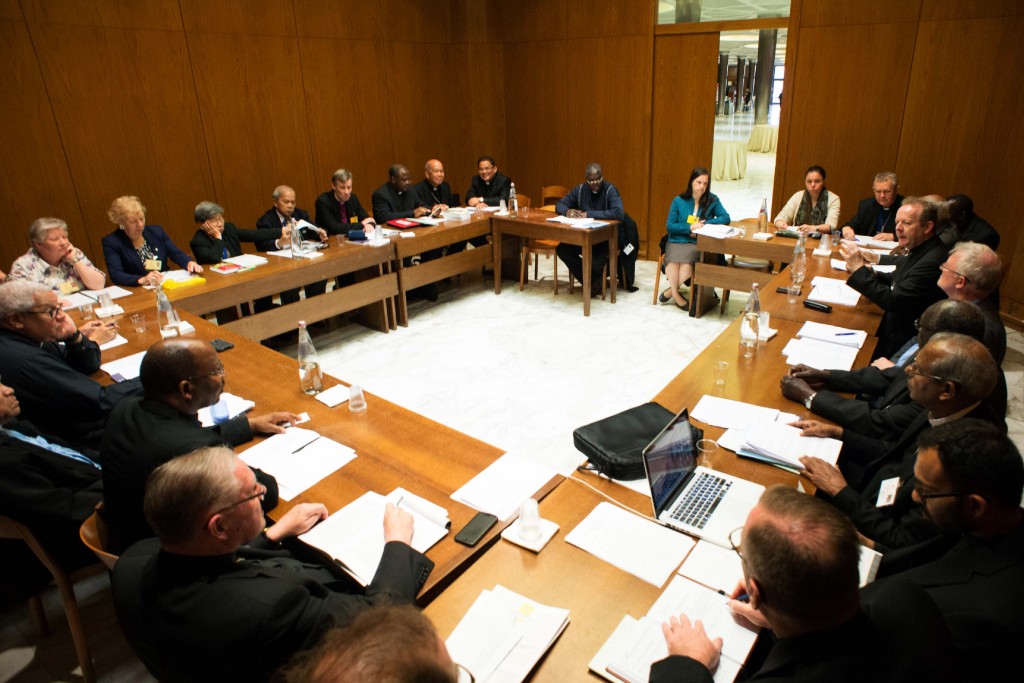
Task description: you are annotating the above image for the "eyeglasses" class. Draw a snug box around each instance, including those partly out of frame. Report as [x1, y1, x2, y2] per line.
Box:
[212, 481, 266, 515]
[26, 303, 64, 319]
[728, 526, 745, 563]
[186, 360, 226, 382]
[586, 176, 603, 184]
[905, 361, 947, 383]
[912, 481, 966, 501]
[455, 663, 476, 683]
[939, 262, 971, 283]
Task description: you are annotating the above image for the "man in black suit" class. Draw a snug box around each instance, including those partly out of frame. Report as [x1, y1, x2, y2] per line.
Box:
[255, 185, 327, 302]
[779, 299, 984, 441]
[841, 197, 948, 359]
[464, 155, 511, 209]
[0, 280, 141, 450]
[101, 337, 297, 553]
[797, 333, 1002, 551]
[371, 164, 431, 223]
[112, 446, 432, 682]
[870, 420, 1024, 680]
[414, 159, 458, 216]
[314, 169, 376, 236]
[650, 486, 896, 682]
[840, 171, 903, 241]
[945, 194, 1000, 250]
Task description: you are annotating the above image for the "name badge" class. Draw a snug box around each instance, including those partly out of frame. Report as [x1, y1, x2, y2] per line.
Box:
[623, 243, 635, 256]
[350, 216, 358, 224]
[59, 281, 79, 294]
[876, 477, 901, 507]
[144, 259, 162, 271]
[687, 214, 698, 224]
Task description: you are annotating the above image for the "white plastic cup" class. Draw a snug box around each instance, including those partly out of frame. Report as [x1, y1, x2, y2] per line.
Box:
[98, 292, 114, 308]
[519, 498, 541, 542]
[349, 384, 367, 413]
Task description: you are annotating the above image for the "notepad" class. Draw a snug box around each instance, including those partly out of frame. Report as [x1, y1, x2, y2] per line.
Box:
[807, 276, 861, 307]
[239, 428, 356, 501]
[690, 395, 780, 430]
[797, 321, 867, 349]
[100, 350, 146, 381]
[223, 254, 268, 268]
[781, 337, 859, 371]
[450, 452, 557, 522]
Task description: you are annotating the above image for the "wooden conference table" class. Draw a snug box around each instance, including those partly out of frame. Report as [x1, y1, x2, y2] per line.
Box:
[85, 303, 559, 603]
[425, 262, 886, 679]
[491, 209, 619, 316]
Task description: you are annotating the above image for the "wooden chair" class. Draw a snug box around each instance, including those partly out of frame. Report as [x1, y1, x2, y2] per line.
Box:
[0, 514, 103, 683]
[519, 188, 564, 292]
[79, 502, 118, 570]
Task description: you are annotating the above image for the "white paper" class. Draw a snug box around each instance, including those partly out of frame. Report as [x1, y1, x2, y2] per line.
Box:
[313, 384, 350, 407]
[565, 502, 694, 587]
[59, 292, 96, 309]
[223, 254, 268, 268]
[742, 421, 841, 469]
[872, 264, 896, 273]
[797, 321, 867, 349]
[781, 337, 859, 371]
[100, 350, 146, 381]
[300, 489, 448, 585]
[691, 224, 740, 239]
[450, 452, 557, 522]
[160, 270, 199, 283]
[690, 395, 779, 430]
[678, 540, 746, 595]
[239, 428, 356, 500]
[98, 334, 128, 351]
[410, 216, 444, 226]
[807, 276, 861, 307]
[446, 585, 570, 683]
[266, 248, 325, 260]
[82, 285, 132, 301]
[197, 392, 255, 427]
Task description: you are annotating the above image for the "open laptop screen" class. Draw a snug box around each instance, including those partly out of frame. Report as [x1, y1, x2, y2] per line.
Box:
[643, 408, 697, 515]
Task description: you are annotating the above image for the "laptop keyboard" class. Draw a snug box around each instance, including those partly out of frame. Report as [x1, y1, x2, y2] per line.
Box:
[669, 472, 732, 529]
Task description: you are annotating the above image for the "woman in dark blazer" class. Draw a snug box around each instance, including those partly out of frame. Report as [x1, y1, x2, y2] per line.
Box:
[102, 195, 201, 286]
[188, 201, 280, 264]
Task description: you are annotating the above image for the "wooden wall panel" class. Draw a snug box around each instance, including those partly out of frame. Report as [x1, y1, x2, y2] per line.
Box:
[895, 15, 1024, 263]
[19, 0, 182, 30]
[567, 0, 649, 37]
[648, 33, 719, 257]
[27, 22, 214, 266]
[379, 0, 453, 43]
[295, 0, 383, 39]
[187, 32, 316, 229]
[771, 21, 916, 223]
[179, 0, 295, 37]
[299, 38, 393, 193]
[497, 0, 567, 43]
[0, 15, 89, 271]
[921, 0, 1024, 21]
[801, 0, 921, 27]
[447, 42, 506, 194]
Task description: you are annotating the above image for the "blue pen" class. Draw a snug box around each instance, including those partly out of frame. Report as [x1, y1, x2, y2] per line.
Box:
[836, 332, 855, 336]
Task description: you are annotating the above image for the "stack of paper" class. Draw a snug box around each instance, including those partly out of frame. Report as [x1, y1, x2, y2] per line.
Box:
[545, 216, 607, 228]
[100, 350, 147, 382]
[197, 392, 254, 427]
[691, 224, 740, 239]
[781, 337, 859, 371]
[84, 285, 133, 301]
[589, 575, 757, 683]
[807, 276, 861, 307]
[266, 248, 324, 260]
[797, 321, 867, 349]
[739, 420, 841, 469]
[446, 585, 570, 683]
[300, 488, 449, 586]
[240, 427, 356, 501]
[450, 452, 557, 521]
[690, 395, 780, 430]
[565, 502, 695, 587]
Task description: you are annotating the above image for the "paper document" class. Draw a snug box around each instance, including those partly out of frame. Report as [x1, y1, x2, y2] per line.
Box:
[450, 452, 557, 521]
[266, 248, 324, 260]
[300, 488, 448, 585]
[742, 420, 842, 468]
[545, 216, 606, 228]
[807, 276, 861, 307]
[565, 502, 694, 587]
[678, 540, 745, 595]
[100, 350, 146, 382]
[240, 427, 356, 501]
[223, 254, 268, 268]
[859, 545, 883, 586]
[58, 292, 96, 309]
[410, 216, 444, 226]
[98, 334, 128, 351]
[446, 585, 570, 683]
[197, 392, 255, 427]
[782, 337, 859, 371]
[691, 224, 740, 239]
[797, 321, 867, 349]
[690, 395, 779, 430]
[82, 285, 132, 301]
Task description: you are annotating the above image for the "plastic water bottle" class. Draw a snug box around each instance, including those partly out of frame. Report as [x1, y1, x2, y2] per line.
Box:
[740, 283, 761, 358]
[757, 197, 768, 233]
[297, 321, 323, 394]
[289, 219, 303, 259]
[508, 182, 518, 217]
[155, 289, 181, 338]
[791, 233, 806, 285]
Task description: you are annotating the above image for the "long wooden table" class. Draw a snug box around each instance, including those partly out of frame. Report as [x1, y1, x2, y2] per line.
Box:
[491, 210, 618, 316]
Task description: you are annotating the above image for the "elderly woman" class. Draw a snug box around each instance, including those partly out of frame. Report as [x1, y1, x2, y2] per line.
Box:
[659, 167, 731, 310]
[189, 201, 280, 264]
[102, 195, 202, 287]
[9, 217, 106, 292]
[774, 165, 841, 234]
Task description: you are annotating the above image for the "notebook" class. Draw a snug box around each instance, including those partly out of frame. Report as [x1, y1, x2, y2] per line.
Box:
[642, 408, 764, 548]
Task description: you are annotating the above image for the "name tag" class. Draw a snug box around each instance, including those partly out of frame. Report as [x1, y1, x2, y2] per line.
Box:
[623, 243, 635, 256]
[59, 281, 79, 294]
[687, 215, 698, 224]
[876, 477, 900, 507]
[350, 216, 358, 224]
[144, 259, 162, 271]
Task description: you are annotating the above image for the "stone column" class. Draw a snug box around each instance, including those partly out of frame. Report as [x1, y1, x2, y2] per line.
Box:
[735, 56, 746, 114]
[754, 29, 777, 124]
[674, 0, 702, 23]
[716, 52, 730, 116]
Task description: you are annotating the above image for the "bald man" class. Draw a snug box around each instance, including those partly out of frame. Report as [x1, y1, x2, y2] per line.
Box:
[255, 185, 327, 301]
[414, 159, 458, 218]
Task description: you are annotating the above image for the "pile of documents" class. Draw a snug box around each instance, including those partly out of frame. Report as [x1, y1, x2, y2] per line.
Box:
[781, 321, 868, 371]
[737, 420, 842, 470]
[691, 224, 742, 239]
[545, 216, 608, 228]
[58, 285, 133, 310]
[445, 585, 570, 682]
[806, 275, 861, 307]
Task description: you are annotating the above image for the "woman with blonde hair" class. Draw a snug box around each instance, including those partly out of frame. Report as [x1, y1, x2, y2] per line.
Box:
[101, 195, 201, 286]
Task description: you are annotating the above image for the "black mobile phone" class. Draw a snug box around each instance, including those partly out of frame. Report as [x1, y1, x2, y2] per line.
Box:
[803, 300, 832, 313]
[210, 338, 235, 352]
[454, 512, 498, 546]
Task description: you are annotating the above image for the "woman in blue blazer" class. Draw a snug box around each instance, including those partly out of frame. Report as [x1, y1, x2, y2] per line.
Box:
[659, 167, 730, 310]
[102, 195, 202, 286]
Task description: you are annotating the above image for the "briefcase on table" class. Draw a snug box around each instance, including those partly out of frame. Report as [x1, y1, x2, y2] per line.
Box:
[573, 402, 702, 480]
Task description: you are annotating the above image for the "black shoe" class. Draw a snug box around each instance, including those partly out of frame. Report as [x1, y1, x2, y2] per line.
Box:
[659, 290, 672, 303]
[425, 283, 439, 302]
[676, 301, 689, 312]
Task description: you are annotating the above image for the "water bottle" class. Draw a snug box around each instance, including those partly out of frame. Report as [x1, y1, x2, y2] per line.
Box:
[757, 197, 768, 233]
[155, 289, 181, 338]
[289, 219, 303, 259]
[508, 182, 518, 217]
[297, 321, 323, 394]
[740, 283, 761, 358]
[791, 233, 806, 286]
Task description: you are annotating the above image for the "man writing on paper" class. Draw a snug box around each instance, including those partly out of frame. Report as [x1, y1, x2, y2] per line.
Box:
[113, 447, 431, 682]
[555, 163, 626, 294]
[102, 337, 298, 553]
[650, 486, 899, 681]
[868, 420, 1024, 680]
[840, 197, 947, 359]
[840, 172, 903, 241]
[0, 280, 137, 450]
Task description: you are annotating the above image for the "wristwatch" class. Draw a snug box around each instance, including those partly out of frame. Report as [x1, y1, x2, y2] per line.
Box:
[804, 393, 817, 410]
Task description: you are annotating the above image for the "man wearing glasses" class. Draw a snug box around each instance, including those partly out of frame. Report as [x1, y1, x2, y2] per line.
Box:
[796, 333, 1004, 551]
[101, 337, 298, 553]
[113, 447, 430, 682]
[0, 280, 139, 449]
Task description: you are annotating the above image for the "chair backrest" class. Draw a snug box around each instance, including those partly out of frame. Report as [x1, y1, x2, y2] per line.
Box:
[79, 503, 118, 570]
[541, 185, 569, 206]
[515, 194, 531, 208]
